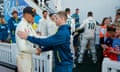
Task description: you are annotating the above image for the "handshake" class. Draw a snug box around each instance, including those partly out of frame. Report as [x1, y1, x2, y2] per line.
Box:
[36, 48, 41, 55]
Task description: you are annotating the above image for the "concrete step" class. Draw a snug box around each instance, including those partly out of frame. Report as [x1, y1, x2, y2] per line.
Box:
[0, 61, 17, 72]
[0, 66, 15, 72]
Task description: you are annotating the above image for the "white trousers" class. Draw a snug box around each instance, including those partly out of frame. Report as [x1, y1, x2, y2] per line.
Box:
[102, 58, 120, 72]
[78, 37, 96, 63]
[16, 53, 33, 72]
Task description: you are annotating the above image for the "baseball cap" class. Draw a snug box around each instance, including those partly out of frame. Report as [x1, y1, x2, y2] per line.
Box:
[23, 6, 36, 17]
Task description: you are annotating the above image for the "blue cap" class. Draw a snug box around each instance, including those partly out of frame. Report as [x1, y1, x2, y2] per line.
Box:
[23, 6, 36, 17]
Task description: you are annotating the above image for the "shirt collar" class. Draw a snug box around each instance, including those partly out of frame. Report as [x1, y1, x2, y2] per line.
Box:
[22, 18, 31, 25]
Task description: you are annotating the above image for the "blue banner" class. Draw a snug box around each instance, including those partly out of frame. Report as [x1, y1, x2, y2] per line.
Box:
[4, 0, 41, 24]
[4, 0, 28, 21]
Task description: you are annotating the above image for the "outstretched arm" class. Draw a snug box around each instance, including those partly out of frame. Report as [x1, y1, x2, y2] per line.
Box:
[76, 20, 86, 31]
[17, 30, 67, 47]
[26, 31, 66, 47]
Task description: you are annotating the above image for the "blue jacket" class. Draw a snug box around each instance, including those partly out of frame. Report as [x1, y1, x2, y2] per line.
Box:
[0, 24, 8, 32]
[27, 24, 73, 65]
[105, 37, 113, 47]
[0, 24, 9, 40]
[72, 13, 80, 26]
[8, 17, 21, 34]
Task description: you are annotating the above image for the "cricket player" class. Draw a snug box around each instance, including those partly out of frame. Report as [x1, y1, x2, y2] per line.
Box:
[65, 8, 75, 58]
[76, 11, 97, 63]
[36, 10, 49, 36]
[15, 6, 40, 72]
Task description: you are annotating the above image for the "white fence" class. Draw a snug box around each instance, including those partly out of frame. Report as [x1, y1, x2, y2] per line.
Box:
[0, 43, 17, 65]
[0, 43, 53, 72]
[102, 58, 120, 72]
[32, 51, 53, 72]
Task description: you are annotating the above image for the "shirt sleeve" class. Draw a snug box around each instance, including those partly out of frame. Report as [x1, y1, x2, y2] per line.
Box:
[27, 30, 66, 47]
[76, 20, 86, 30]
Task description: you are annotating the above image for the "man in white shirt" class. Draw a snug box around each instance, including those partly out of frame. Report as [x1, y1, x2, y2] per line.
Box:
[65, 8, 75, 59]
[15, 6, 40, 72]
[76, 11, 97, 63]
[36, 10, 49, 36]
[65, 8, 75, 33]
[47, 13, 58, 36]
[37, 10, 57, 37]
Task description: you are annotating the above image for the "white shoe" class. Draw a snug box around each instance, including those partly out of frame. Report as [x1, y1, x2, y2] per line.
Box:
[92, 57, 97, 63]
[73, 64, 76, 68]
[78, 57, 83, 63]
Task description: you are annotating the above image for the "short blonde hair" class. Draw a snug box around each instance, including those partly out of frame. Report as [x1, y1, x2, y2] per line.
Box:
[56, 11, 67, 20]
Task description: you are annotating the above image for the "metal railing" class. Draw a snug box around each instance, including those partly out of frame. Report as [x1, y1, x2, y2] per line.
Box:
[0, 43, 17, 65]
[0, 43, 53, 72]
[32, 52, 52, 72]
[24, 0, 55, 17]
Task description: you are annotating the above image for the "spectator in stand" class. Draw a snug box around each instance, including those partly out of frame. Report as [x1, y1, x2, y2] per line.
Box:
[99, 17, 110, 45]
[0, 16, 9, 42]
[101, 26, 120, 72]
[102, 25, 117, 60]
[111, 29, 120, 61]
[99, 18, 111, 67]
[102, 25, 120, 61]
[8, 10, 21, 43]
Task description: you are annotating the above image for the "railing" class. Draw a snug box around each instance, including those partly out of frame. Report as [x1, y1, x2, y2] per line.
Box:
[0, 43, 17, 65]
[102, 58, 120, 72]
[32, 51, 52, 72]
[38, 0, 56, 13]
[43, 5, 55, 13]
[0, 43, 53, 72]
[24, 0, 55, 17]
